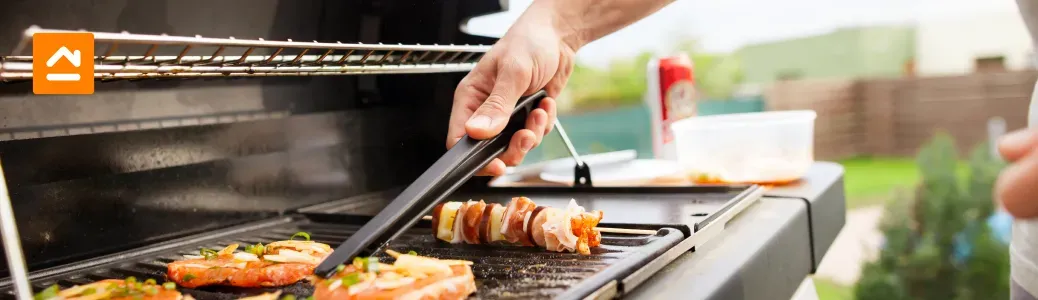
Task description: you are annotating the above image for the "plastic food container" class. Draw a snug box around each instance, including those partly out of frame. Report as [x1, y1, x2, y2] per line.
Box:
[671, 110, 817, 184]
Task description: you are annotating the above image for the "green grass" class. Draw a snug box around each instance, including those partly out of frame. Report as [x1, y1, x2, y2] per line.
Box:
[814, 277, 854, 300]
[838, 157, 970, 209]
[839, 157, 919, 209]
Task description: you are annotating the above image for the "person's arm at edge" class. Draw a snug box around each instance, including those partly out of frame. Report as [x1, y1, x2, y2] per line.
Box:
[530, 0, 677, 50]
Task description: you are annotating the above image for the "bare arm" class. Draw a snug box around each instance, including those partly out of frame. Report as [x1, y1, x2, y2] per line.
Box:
[525, 0, 677, 50]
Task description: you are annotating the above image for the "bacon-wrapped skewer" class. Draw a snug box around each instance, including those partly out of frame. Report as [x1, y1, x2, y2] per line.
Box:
[166, 232, 332, 288]
[431, 197, 604, 255]
[312, 250, 476, 300]
[33, 278, 190, 300]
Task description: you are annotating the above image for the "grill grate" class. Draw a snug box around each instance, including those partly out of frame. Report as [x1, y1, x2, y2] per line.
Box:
[1, 214, 683, 300]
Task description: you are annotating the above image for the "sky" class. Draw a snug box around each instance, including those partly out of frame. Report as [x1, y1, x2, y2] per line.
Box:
[466, 0, 1024, 68]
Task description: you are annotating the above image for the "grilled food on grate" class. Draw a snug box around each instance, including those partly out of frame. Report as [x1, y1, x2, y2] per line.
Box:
[166, 233, 332, 289]
[432, 197, 604, 255]
[312, 250, 475, 300]
[33, 278, 190, 300]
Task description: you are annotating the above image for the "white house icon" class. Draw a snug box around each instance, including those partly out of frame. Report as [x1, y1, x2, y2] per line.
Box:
[45, 46, 82, 82]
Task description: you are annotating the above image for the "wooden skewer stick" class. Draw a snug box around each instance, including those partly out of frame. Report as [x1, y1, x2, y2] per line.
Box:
[419, 216, 657, 235]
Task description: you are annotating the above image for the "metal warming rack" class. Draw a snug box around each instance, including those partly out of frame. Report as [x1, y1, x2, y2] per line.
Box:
[0, 26, 491, 81]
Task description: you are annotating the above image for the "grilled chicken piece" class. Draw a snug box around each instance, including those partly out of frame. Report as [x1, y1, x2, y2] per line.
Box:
[33, 279, 190, 300]
[312, 253, 476, 300]
[166, 234, 331, 289]
[167, 258, 316, 289]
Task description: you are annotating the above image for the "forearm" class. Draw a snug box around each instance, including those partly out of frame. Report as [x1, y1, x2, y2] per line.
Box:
[515, 0, 676, 50]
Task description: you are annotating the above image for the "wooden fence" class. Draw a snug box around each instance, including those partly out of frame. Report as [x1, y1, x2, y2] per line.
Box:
[765, 71, 1037, 160]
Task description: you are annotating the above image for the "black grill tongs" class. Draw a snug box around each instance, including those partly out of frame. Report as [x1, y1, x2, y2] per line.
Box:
[313, 90, 549, 277]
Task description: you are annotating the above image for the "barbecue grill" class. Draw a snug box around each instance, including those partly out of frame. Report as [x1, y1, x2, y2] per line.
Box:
[0, 1, 846, 299]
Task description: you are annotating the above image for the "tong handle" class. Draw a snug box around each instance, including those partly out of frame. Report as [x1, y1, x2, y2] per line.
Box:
[314, 90, 548, 277]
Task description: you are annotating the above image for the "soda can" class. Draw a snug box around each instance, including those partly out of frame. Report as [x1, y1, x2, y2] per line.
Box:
[645, 53, 698, 160]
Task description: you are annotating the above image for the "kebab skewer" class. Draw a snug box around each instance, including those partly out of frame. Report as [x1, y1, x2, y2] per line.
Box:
[429, 197, 653, 255]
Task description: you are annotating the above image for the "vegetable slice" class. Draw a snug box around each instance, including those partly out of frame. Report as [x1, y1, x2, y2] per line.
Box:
[290, 232, 311, 241]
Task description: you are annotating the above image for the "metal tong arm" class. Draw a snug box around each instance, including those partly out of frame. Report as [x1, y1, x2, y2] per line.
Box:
[552, 121, 592, 187]
[313, 90, 548, 277]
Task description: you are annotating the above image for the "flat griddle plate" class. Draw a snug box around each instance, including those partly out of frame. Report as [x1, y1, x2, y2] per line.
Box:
[2, 185, 760, 300]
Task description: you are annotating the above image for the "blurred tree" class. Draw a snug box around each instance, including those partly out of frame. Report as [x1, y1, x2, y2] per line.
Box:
[676, 40, 746, 100]
[564, 39, 745, 112]
[854, 133, 1009, 300]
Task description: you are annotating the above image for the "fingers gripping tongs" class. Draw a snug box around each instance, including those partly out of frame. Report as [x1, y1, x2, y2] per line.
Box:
[313, 90, 551, 277]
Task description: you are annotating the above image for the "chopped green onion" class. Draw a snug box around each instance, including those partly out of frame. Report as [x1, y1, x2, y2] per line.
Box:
[163, 282, 176, 290]
[144, 287, 158, 296]
[126, 276, 137, 284]
[144, 278, 157, 285]
[352, 257, 364, 269]
[365, 257, 379, 273]
[183, 274, 196, 282]
[335, 264, 346, 272]
[340, 273, 361, 287]
[133, 295, 143, 300]
[304, 296, 315, 300]
[33, 285, 59, 300]
[407, 250, 417, 255]
[81, 288, 96, 296]
[200, 248, 218, 260]
[290, 231, 311, 241]
[245, 242, 265, 256]
[280, 294, 297, 300]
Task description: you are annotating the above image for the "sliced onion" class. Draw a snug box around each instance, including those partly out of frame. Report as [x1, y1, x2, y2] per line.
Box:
[217, 244, 239, 256]
[449, 202, 471, 244]
[393, 255, 452, 276]
[233, 252, 260, 262]
[522, 211, 533, 233]
[348, 277, 375, 295]
[266, 249, 320, 264]
[221, 262, 247, 269]
[374, 277, 416, 290]
[327, 278, 343, 291]
[182, 255, 205, 260]
[182, 263, 212, 269]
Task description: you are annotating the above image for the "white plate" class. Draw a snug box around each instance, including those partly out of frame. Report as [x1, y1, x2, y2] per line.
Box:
[539, 159, 683, 186]
[506, 149, 638, 178]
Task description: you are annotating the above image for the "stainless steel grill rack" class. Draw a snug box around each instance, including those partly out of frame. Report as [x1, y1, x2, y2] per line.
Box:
[0, 26, 491, 81]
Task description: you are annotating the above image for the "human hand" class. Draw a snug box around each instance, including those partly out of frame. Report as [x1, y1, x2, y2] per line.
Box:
[446, 3, 580, 176]
[996, 127, 1038, 218]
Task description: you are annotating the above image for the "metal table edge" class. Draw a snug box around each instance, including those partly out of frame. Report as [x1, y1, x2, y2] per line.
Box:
[765, 162, 847, 272]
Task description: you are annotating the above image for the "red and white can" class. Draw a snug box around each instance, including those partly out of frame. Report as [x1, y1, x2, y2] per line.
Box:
[645, 54, 698, 160]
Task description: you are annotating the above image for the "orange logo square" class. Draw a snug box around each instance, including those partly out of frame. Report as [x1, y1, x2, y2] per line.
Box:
[32, 32, 94, 95]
